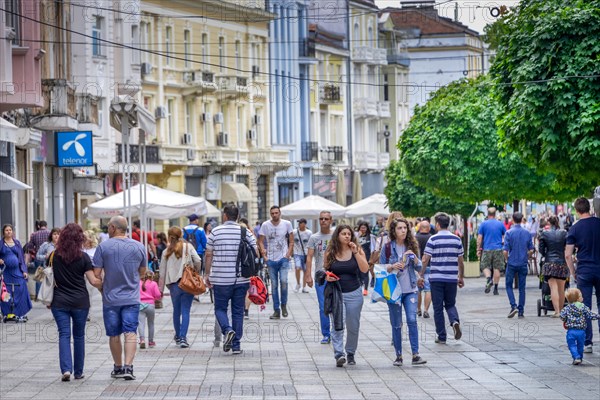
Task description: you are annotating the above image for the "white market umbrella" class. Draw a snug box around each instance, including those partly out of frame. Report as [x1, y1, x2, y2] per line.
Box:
[205, 200, 221, 217]
[87, 184, 208, 219]
[0, 171, 32, 191]
[345, 193, 390, 218]
[280, 195, 346, 219]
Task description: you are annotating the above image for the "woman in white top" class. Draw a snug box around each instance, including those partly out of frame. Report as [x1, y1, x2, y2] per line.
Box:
[158, 226, 201, 348]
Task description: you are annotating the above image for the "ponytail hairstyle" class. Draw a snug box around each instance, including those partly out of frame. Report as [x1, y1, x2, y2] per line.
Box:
[141, 270, 154, 292]
[163, 226, 184, 259]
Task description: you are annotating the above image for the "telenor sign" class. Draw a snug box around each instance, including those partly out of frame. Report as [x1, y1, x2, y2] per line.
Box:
[56, 131, 93, 167]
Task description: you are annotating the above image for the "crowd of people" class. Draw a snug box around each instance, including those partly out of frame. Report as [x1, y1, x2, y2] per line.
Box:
[0, 196, 599, 380]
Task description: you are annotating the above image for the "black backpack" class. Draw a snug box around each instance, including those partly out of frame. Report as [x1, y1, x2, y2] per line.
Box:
[236, 227, 260, 278]
[186, 227, 199, 249]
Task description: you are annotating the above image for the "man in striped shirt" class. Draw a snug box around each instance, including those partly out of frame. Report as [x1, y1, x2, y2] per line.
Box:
[421, 212, 465, 344]
[204, 204, 257, 354]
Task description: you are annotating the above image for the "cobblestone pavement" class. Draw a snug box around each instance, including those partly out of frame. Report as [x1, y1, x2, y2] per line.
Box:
[1, 276, 599, 400]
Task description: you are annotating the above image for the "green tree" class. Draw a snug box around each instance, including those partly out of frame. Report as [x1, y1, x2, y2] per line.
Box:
[397, 76, 590, 203]
[490, 0, 600, 186]
[384, 160, 474, 218]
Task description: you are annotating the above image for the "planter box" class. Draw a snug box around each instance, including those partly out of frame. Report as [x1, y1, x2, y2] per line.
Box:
[464, 261, 481, 278]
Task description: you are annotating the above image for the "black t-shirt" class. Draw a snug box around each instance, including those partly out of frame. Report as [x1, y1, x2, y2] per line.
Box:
[566, 217, 600, 271]
[52, 252, 93, 309]
[415, 232, 432, 258]
[329, 255, 361, 293]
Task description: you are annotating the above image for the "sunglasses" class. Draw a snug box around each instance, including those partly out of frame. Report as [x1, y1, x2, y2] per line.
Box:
[319, 218, 331, 221]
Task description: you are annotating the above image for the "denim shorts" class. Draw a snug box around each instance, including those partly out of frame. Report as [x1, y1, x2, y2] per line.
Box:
[103, 304, 139, 337]
[294, 255, 307, 270]
[418, 273, 431, 292]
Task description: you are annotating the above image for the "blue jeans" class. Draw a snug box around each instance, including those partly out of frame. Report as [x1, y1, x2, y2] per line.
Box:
[388, 292, 419, 356]
[577, 269, 600, 346]
[315, 281, 331, 338]
[51, 307, 89, 376]
[267, 258, 290, 311]
[566, 329, 586, 360]
[331, 287, 363, 358]
[103, 304, 139, 337]
[430, 281, 459, 341]
[169, 283, 194, 339]
[213, 283, 249, 350]
[505, 264, 528, 314]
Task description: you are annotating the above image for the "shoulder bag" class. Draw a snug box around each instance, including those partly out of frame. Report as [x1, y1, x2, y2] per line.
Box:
[178, 243, 206, 295]
[37, 252, 56, 306]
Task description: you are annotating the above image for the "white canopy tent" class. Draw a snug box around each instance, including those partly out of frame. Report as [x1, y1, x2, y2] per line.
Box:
[205, 200, 221, 218]
[0, 171, 32, 191]
[345, 193, 390, 218]
[87, 184, 208, 219]
[280, 195, 347, 219]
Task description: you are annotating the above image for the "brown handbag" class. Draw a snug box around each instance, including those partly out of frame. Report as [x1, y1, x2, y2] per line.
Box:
[178, 244, 206, 295]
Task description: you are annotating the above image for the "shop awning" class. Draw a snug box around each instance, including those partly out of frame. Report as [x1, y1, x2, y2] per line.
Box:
[221, 182, 252, 203]
[0, 171, 32, 191]
[0, 118, 18, 143]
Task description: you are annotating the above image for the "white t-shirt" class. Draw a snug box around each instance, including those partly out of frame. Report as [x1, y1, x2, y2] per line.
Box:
[259, 219, 293, 261]
[293, 228, 312, 256]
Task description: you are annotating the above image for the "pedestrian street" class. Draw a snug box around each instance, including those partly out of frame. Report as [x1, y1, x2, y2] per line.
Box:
[1, 276, 599, 400]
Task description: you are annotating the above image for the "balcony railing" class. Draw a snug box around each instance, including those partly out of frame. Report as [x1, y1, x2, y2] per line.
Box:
[301, 141, 318, 161]
[216, 75, 248, 96]
[37, 79, 76, 117]
[378, 101, 391, 118]
[387, 49, 410, 66]
[299, 38, 316, 58]
[320, 146, 344, 162]
[319, 84, 342, 104]
[353, 98, 379, 118]
[116, 145, 160, 164]
[352, 46, 387, 65]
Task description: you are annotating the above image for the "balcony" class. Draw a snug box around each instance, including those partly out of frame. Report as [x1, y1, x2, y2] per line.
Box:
[183, 71, 218, 95]
[320, 146, 344, 163]
[301, 141, 319, 161]
[76, 94, 99, 124]
[353, 98, 379, 118]
[216, 75, 248, 98]
[355, 151, 390, 170]
[248, 149, 290, 169]
[352, 46, 387, 65]
[116, 145, 161, 164]
[319, 84, 342, 104]
[30, 79, 78, 131]
[378, 101, 391, 118]
[387, 49, 410, 67]
[299, 38, 316, 59]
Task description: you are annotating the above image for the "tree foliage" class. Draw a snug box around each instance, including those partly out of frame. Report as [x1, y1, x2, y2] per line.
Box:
[490, 0, 600, 187]
[397, 76, 591, 204]
[384, 160, 474, 217]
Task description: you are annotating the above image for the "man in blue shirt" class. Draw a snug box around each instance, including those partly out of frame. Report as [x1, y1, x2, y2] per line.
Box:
[477, 207, 507, 295]
[503, 212, 534, 318]
[183, 214, 207, 272]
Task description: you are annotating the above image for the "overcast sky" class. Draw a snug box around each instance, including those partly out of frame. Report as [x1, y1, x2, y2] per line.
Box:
[374, 1, 520, 34]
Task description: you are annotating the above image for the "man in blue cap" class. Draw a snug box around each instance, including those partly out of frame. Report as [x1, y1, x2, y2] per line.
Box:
[183, 214, 207, 272]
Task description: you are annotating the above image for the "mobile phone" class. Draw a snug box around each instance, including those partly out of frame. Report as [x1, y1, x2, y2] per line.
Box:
[325, 271, 340, 280]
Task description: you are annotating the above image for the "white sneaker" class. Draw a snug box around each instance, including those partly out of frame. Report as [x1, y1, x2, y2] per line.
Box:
[302, 287, 309, 293]
[294, 284, 301, 293]
[584, 345, 593, 353]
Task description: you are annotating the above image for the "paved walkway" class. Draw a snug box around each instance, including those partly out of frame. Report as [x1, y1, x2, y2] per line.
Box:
[1, 276, 599, 399]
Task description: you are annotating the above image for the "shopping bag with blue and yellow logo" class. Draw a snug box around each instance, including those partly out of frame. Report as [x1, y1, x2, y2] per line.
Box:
[371, 264, 402, 305]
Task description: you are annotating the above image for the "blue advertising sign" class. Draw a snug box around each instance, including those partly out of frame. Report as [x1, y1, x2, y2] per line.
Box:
[56, 131, 93, 167]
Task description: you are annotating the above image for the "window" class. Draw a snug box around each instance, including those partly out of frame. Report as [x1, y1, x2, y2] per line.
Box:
[184, 30, 191, 69]
[140, 22, 150, 63]
[353, 22, 359, 42]
[255, 108, 262, 147]
[98, 99, 104, 128]
[185, 101, 193, 135]
[165, 26, 172, 66]
[201, 33, 208, 65]
[167, 99, 175, 144]
[368, 26, 373, 45]
[131, 25, 140, 64]
[5, 0, 21, 46]
[383, 74, 389, 102]
[92, 16, 104, 56]
[235, 40, 241, 70]
[219, 37, 224, 72]
[237, 106, 243, 147]
[203, 103, 210, 146]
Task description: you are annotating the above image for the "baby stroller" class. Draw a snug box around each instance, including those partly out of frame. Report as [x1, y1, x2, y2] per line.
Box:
[0, 265, 27, 323]
[537, 257, 570, 316]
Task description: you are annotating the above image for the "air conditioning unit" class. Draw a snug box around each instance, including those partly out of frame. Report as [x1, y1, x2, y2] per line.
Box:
[214, 112, 224, 124]
[253, 114, 262, 125]
[201, 112, 212, 122]
[217, 132, 229, 146]
[182, 133, 193, 145]
[141, 62, 152, 75]
[186, 149, 195, 160]
[155, 106, 166, 119]
[247, 129, 257, 141]
[183, 71, 195, 83]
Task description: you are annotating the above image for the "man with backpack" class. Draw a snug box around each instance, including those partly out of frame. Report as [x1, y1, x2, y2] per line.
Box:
[204, 204, 257, 355]
[293, 218, 312, 293]
[183, 214, 207, 272]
